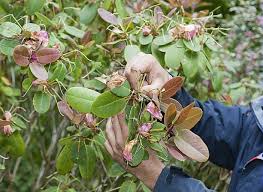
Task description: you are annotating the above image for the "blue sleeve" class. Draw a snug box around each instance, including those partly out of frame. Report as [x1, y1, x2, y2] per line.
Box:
[174, 88, 249, 170]
[154, 166, 214, 192]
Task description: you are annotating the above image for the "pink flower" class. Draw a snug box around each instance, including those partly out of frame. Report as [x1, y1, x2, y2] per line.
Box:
[169, 24, 201, 40]
[142, 26, 152, 36]
[2, 125, 12, 135]
[122, 140, 137, 162]
[139, 123, 152, 137]
[146, 101, 163, 120]
[31, 30, 49, 48]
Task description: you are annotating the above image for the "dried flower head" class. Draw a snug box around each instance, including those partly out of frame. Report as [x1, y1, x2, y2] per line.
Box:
[107, 73, 126, 89]
[146, 101, 163, 120]
[123, 139, 137, 161]
[138, 123, 152, 137]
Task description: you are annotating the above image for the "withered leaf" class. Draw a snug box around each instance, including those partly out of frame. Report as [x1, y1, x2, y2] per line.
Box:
[13, 45, 31, 66]
[57, 101, 74, 121]
[176, 107, 203, 129]
[36, 48, 61, 64]
[98, 8, 119, 25]
[166, 143, 187, 161]
[160, 77, 184, 100]
[174, 129, 209, 162]
[164, 103, 177, 127]
[175, 102, 195, 125]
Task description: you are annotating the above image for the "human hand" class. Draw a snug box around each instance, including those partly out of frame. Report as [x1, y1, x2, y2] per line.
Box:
[124, 52, 171, 98]
[104, 112, 165, 190]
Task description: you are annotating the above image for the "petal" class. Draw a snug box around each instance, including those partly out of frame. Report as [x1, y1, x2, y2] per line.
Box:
[29, 62, 48, 80]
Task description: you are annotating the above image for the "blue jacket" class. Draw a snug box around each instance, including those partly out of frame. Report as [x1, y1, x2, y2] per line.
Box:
[154, 88, 263, 192]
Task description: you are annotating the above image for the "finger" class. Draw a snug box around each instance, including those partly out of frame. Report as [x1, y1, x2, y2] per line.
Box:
[117, 112, 129, 140]
[104, 140, 113, 156]
[112, 116, 124, 149]
[106, 118, 117, 152]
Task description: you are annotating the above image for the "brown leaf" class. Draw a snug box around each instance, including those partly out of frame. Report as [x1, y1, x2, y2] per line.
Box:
[160, 77, 184, 101]
[164, 103, 177, 127]
[0, 119, 10, 127]
[57, 101, 74, 121]
[175, 102, 195, 125]
[163, 98, 183, 111]
[174, 129, 209, 162]
[13, 45, 31, 66]
[36, 48, 61, 64]
[29, 62, 48, 80]
[166, 143, 187, 161]
[154, 6, 164, 26]
[81, 31, 92, 46]
[175, 107, 203, 129]
[98, 8, 120, 25]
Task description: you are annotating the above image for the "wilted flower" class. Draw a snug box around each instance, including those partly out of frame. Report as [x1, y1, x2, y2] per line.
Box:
[0, 111, 13, 135]
[107, 73, 126, 89]
[169, 24, 201, 40]
[146, 101, 163, 120]
[31, 30, 49, 48]
[142, 26, 152, 36]
[2, 125, 12, 135]
[138, 123, 152, 137]
[123, 139, 137, 162]
[84, 113, 97, 129]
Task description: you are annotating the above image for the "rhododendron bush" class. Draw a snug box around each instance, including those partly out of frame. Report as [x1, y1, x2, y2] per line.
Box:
[0, 0, 261, 191]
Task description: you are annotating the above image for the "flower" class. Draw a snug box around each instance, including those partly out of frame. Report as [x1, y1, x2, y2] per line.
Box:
[107, 73, 126, 89]
[2, 125, 12, 135]
[84, 113, 96, 129]
[31, 30, 49, 48]
[0, 111, 13, 135]
[123, 139, 137, 162]
[138, 123, 152, 137]
[169, 24, 201, 40]
[146, 101, 163, 120]
[142, 26, 152, 36]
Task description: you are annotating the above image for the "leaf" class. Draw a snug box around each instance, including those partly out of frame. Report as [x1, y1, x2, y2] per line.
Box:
[154, 6, 164, 25]
[150, 143, 169, 161]
[139, 33, 153, 45]
[174, 129, 209, 162]
[64, 25, 85, 38]
[0, 39, 19, 56]
[181, 52, 198, 78]
[66, 87, 100, 113]
[36, 48, 61, 64]
[78, 143, 96, 179]
[91, 91, 126, 118]
[11, 116, 27, 130]
[98, 8, 119, 25]
[124, 45, 140, 62]
[115, 0, 128, 18]
[164, 44, 185, 69]
[84, 79, 106, 91]
[183, 37, 202, 52]
[129, 144, 145, 167]
[153, 34, 174, 46]
[13, 45, 31, 66]
[33, 92, 51, 113]
[23, 23, 41, 32]
[108, 162, 125, 177]
[56, 144, 74, 174]
[119, 181, 136, 192]
[141, 182, 151, 192]
[80, 3, 99, 25]
[35, 12, 55, 27]
[111, 80, 131, 97]
[175, 102, 195, 125]
[160, 77, 184, 100]
[128, 104, 140, 140]
[166, 143, 187, 161]
[162, 98, 183, 111]
[0, 22, 21, 38]
[212, 71, 223, 92]
[49, 62, 67, 81]
[25, 0, 45, 15]
[164, 103, 177, 127]
[205, 35, 219, 51]
[29, 62, 48, 80]
[176, 107, 203, 129]
[57, 101, 74, 121]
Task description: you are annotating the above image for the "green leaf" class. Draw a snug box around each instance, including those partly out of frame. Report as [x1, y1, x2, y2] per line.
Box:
[80, 3, 98, 25]
[84, 79, 106, 91]
[183, 37, 202, 52]
[92, 91, 127, 118]
[115, 0, 128, 18]
[153, 34, 174, 46]
[0, 39, 19, 56]
[0, 22, 21, 38]
[23, 23, 41, 32]
[33, 92, 51, 114]
[150, 143, 169, 161]
[49, 62, 67, 82]
[128, 104, 140, 140]
[111, 80, 131, 97]
[129, 144, 145, 167]
[66, 87, 100, 113]
[64, 25, 85, 38]
[124, 45, 140, 62]
[181, 52, 198, 78]
[25, 0, 45, 15]
[119, 181, 136, 192]
[205, 35, 219, 51]
[78, 143, 96, 179]
[35, 12, 55, 27]
[56, 144, 74, 174]
[164, 44, 185, 69]
[159, 39, 184, 52]
[108, 162, 125, 177]
[22, 78, 32, 91]
[212, 71, 223, 92]
[11, 116, 27, 130]
[139, 33, 153, 45]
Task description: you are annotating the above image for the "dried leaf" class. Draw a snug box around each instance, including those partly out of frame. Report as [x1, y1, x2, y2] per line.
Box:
[166, 143, 187, 161]
[175, 102, 195, 125]
[164, 103, 177, 127]
[29, 62, 48, 80]
[36, 48, 61, 64]
[176, 107, 203, 129]
[57, 101, 74, 121]
[98, 8, 120, 25]
[160, 77, 184, 100]
[13, 45, 31, 66]
[174, 129, 209, 162]
[162, 98, 183, 111]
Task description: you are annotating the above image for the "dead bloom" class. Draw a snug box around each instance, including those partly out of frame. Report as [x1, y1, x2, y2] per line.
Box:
[123, 139, 137, 162]
[146, 101, 163, 120]
[1, 111, 13, 135]
[169, 24, 201, 40]
[107, 73, 126, 89]
[138, 123, 152, 137]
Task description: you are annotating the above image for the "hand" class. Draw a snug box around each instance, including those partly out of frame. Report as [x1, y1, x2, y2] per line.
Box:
[104, 112, 165, 190]
[124, 52, 171, 98]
